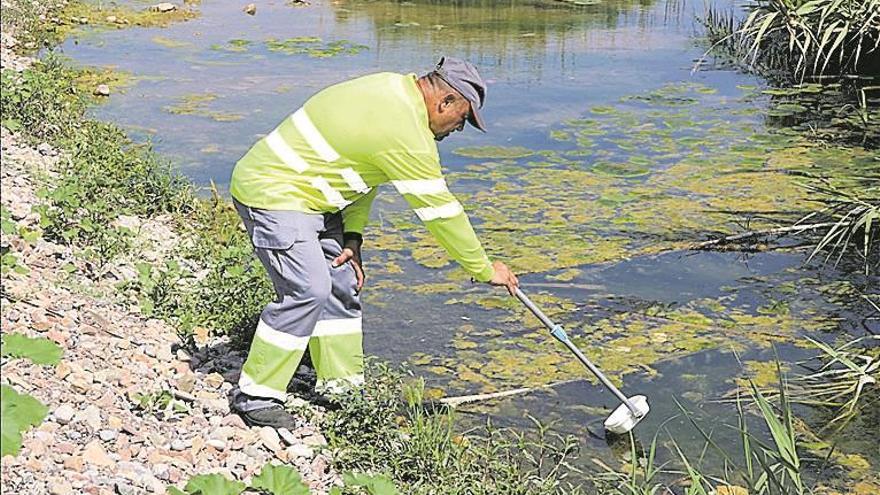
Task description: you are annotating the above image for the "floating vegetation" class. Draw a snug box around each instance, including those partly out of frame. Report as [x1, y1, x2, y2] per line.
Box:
[452, 145, 536, 159]
[374, 78, 874, 401]
[163, 93, 244, 122]
[209, 39, 252, 53]
[591, 160, 651, 178]
[265, 37, 368, 58]
[151, 36, 193, 49]
[54, 0, 199, 42]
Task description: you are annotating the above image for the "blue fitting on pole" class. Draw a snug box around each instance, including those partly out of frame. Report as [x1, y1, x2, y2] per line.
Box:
[550, 325, 569, 343]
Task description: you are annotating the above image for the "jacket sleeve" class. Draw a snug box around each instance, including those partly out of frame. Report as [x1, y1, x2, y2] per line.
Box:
[374, 149, 495, 282]
[341, 187, 378, 234]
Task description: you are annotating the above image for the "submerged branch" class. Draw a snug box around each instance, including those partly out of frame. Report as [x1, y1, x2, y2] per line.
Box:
[689, 222, 838, 250]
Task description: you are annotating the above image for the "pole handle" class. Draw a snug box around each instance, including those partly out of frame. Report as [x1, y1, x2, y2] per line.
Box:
[513, 288, 641, 417]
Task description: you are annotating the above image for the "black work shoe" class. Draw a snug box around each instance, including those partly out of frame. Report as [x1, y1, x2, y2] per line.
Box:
[238, 403, 299, 429]
[301, 390, 342, 411]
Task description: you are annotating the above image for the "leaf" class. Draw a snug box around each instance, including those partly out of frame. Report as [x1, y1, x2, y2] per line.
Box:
[1, 334, 63, 365]
[343, 472, 400, 495]
[183, 474, 246, 495]
[1, 384, 49, 457]
[167, 487, 188, 495]
[250, 464, 309, 495]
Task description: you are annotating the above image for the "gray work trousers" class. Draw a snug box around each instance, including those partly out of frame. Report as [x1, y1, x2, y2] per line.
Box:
[232, 199, 363, 412]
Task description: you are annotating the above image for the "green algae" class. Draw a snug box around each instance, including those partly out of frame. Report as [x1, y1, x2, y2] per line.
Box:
[265, 37, 368, 58]
[72, 65, 134, 99]
[151, 36, 193, 49]
[163, 93, 244, 122]
[210, 39, 253, 53]
[55, 0, 199, 41]
[452, 146, 536, 159]
[357, 78, 868, 397]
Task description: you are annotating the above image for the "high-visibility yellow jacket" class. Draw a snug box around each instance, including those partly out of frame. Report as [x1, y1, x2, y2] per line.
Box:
[230, 72, 494, 282]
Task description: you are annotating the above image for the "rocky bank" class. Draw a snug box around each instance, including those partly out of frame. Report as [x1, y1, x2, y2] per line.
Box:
[1, 13, 339, 495]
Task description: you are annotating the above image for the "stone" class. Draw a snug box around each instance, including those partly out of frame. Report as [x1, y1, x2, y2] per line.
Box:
[49, 479, 73, 495]
[220, 414, 247, 429]
[76, 405, 102, 431]
[258, 427, 281, 452]
[286, 444, 313, 459]
[93, 84, 110, 97]
[176, 373, 196, 393]
[204, 372, 225, 389]
[99, 429, 118, 442]
[206, 438, 226, 450]
[170, 439, 189, 451]
[302, 434, 327, 447]
[151, 3, 177, 12]
[83, 440, 115, 467]
[243, 3, 256, 15]
[53, 404, 75, 425]
[277, 427, 297, 446]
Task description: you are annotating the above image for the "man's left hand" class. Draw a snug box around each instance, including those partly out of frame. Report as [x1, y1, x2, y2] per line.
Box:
[332, 238, 365, 291]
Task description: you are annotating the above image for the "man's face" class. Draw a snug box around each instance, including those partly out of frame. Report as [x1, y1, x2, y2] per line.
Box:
[430, 94, 471, 142]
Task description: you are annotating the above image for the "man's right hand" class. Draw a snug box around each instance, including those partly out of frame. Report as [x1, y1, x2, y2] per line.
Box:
[488, 261, 519, 296]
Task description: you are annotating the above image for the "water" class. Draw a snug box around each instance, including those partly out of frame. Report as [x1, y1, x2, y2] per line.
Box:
[59, 0, 878, 483]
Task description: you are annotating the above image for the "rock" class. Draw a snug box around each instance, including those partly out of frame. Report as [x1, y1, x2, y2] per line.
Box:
[83, 439, 115, 467]
[302, 434, 327, 447]
[206, 438, 227, 450]
[286, 444, 313, 459]
[105, 15, 117, 23]
[221, 414, 247, 429]
[76, 405, 102, 431]
[204, 372, 225, 389]
[243, 3, 256, 15]
[258, 427, 282, 452]
[99, 429, 118, 442]
[170, 439, 189, 451]
[277, 427, 297, 446]
[36, 142, 54, 156]
[114, 482, 138, 495]
[93, 84, 110, 97]
[49, 479, 73, 495]
[53, 404, 76, 425]
[151, 2, 177, 12]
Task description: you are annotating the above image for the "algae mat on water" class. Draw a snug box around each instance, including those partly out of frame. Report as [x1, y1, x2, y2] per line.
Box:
[363, 81, 876, 396]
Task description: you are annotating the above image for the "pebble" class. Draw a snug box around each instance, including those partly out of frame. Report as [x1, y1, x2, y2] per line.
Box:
[0, 119, 337, 492]
[93, 84, 110, 97]
[53, 404, 76, 424]
[243, 3, 256, 15]
[206, 439, 227, 450]
[99, 429, 119, 442]
[286, 444, 313, 459]
[151, 2, 177, 12]
[170, 439, 189, 451]
[258, 427, 282, 452]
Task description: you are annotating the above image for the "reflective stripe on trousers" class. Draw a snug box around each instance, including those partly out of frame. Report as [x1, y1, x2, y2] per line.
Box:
[233, 199, 363, 411]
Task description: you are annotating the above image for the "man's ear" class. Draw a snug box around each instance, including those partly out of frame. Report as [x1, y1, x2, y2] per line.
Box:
[439, 93, 457, 112]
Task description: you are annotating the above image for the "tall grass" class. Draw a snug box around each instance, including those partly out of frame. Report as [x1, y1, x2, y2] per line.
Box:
[797, 178, 879, 275]
[702, 0, 880, 81]
[322, 362, 584, 495]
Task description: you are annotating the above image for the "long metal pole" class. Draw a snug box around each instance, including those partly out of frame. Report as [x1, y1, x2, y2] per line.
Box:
[514, 288, 641, 417]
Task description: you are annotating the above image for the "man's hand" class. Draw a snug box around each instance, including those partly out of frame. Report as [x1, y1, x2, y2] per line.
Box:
[332, 236, 365, 292]
[488, 260, 519, 296]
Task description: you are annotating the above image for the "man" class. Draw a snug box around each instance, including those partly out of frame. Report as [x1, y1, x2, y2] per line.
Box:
[229, 57, 519, 429]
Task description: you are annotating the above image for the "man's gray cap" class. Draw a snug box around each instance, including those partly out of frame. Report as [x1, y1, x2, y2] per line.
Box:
[433, 56, 487, 132]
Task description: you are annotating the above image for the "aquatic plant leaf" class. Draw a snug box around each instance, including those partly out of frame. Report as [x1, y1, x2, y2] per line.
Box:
[1, 333, 63, 365]
[1, 385, 48, 457]
[250, 464, 309, 495]
[183, 474, 246, 495]
[343, 472, 400, 495]
[452, 146, 535, 159]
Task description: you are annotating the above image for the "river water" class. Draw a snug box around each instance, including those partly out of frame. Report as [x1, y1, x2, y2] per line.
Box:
[60, 0, 878, 483]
